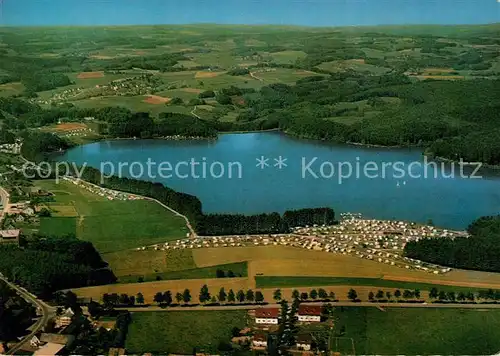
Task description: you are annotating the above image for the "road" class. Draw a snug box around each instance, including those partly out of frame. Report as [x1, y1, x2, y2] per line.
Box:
[0, 185, 10, 223]
[0, 275, 56, 355]
[190, 105, 201, 119]
[250, 71, 264, 81]
[116, 301, 500, 313]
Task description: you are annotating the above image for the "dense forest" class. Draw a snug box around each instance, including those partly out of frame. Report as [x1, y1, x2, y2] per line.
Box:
[20, 131, 73, 161]
[226, 77, 500, 165]
[0, 235, 115, 297]
[0, 281, 37, 342]
[197, 208, 335, 235]
[404, 216, 500, 272]
[9, 75, 500, 164]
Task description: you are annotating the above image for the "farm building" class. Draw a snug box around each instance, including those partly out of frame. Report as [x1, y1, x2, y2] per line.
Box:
[296, 334, 313, 351]
[297, 305, 322, 322]
[252, 333, 268, 349]
[0, 229, 20, 244]
[55, 307, 75, 328]
[255, 307, 280, 324]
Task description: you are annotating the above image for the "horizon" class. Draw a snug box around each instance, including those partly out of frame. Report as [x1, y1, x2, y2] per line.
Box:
[1, 0, 499, 27]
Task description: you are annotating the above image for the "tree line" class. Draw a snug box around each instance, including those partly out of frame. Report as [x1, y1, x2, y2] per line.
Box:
[101, 285, 266, 307]
[404, 215, 500, 272]
[197, 208, 335, 235]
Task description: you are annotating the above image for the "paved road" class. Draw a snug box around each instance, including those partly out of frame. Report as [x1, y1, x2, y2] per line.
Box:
[0, 275, 56, 355]
[0, 185, 10, 223]
[116, 301, 500, 313]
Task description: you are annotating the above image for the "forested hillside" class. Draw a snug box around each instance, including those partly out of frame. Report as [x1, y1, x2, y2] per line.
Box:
[0, 24, 499, 164]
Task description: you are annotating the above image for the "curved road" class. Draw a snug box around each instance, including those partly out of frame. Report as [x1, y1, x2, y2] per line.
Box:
[0, 275, 56, 355]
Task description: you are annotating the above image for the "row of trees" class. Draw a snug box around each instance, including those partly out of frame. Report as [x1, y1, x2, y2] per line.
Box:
[404, 215, 500, 272]
[367, 289, 422, 302]
[197, 208, 335, 235]
[102, 286, 266, 307]
[284, 288, 336, 302]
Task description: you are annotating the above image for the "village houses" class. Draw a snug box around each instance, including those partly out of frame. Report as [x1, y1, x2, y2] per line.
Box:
[255, 307, 280, 325]
[296, 334, 313, 351]
[252, 333, 268, 349]
[297, 305, 322, 322]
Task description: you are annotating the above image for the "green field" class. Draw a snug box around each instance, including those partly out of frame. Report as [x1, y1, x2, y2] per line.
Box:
[118, 261, 248, 283]
[125, 311, 247, 354]
[35, 180, 188, 252]
[255, 276, 481, 293]
[70, 95, 191, 117]
[333, 307, 500, 355]
[39, 216, 77, 236]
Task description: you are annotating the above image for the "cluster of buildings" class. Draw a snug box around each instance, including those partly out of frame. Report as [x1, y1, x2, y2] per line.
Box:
[139, 214, 461, 273]
[33, 75, 161, 105]
[252, 305, 323, 352]
[290, 215, 464, 273]
[29, 307, 79, 355]
[0, 229, 20, 244]
[56, 127, 94, 139]
[2, 201, 39, 228]
[0, 142, 21, 154]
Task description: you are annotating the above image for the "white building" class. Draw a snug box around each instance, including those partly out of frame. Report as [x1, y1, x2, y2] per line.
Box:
[296, 334, 313, 351]
[255, 307, 280, 324]
[297, 305, 322, 322]
[252, 333, 268, 349]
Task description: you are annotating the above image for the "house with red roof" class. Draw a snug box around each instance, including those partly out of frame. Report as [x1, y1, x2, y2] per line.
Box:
[255, 307, 280, 324]
[297, 305, 322, 322]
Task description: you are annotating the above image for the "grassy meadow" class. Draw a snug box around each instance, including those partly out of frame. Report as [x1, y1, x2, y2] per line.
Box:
[332, 307, 500, 355]
[126, 311, 247, 354]
[34, 180, 188, 252]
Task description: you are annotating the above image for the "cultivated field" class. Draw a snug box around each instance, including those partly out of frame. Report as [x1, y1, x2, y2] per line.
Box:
[106, 248, 247, 283]
[195, 71, 225, 78]
[193, 246, 500, 290]
[77, 71, 105, 79]
[142, 95, 171, 104]
[70, 277, 251, 303]
[70, 244, 500, 302]
[51, 122, 89, 132]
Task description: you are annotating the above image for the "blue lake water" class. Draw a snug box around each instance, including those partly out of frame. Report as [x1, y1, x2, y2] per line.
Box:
[58, 132, 500, 230]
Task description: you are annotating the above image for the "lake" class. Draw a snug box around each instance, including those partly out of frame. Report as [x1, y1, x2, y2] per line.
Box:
[58, 132, 500, 230]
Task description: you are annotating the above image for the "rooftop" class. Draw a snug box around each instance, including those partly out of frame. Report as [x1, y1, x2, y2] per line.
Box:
[40, 333, 75, 345]
[298, 305, 322, 316]
[296, 334, 313, 344]
[255, 307, 280, 318]
[33, 342, 65, 356]
[0, 229, 20, 239]
[253, 333, 268, 342]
